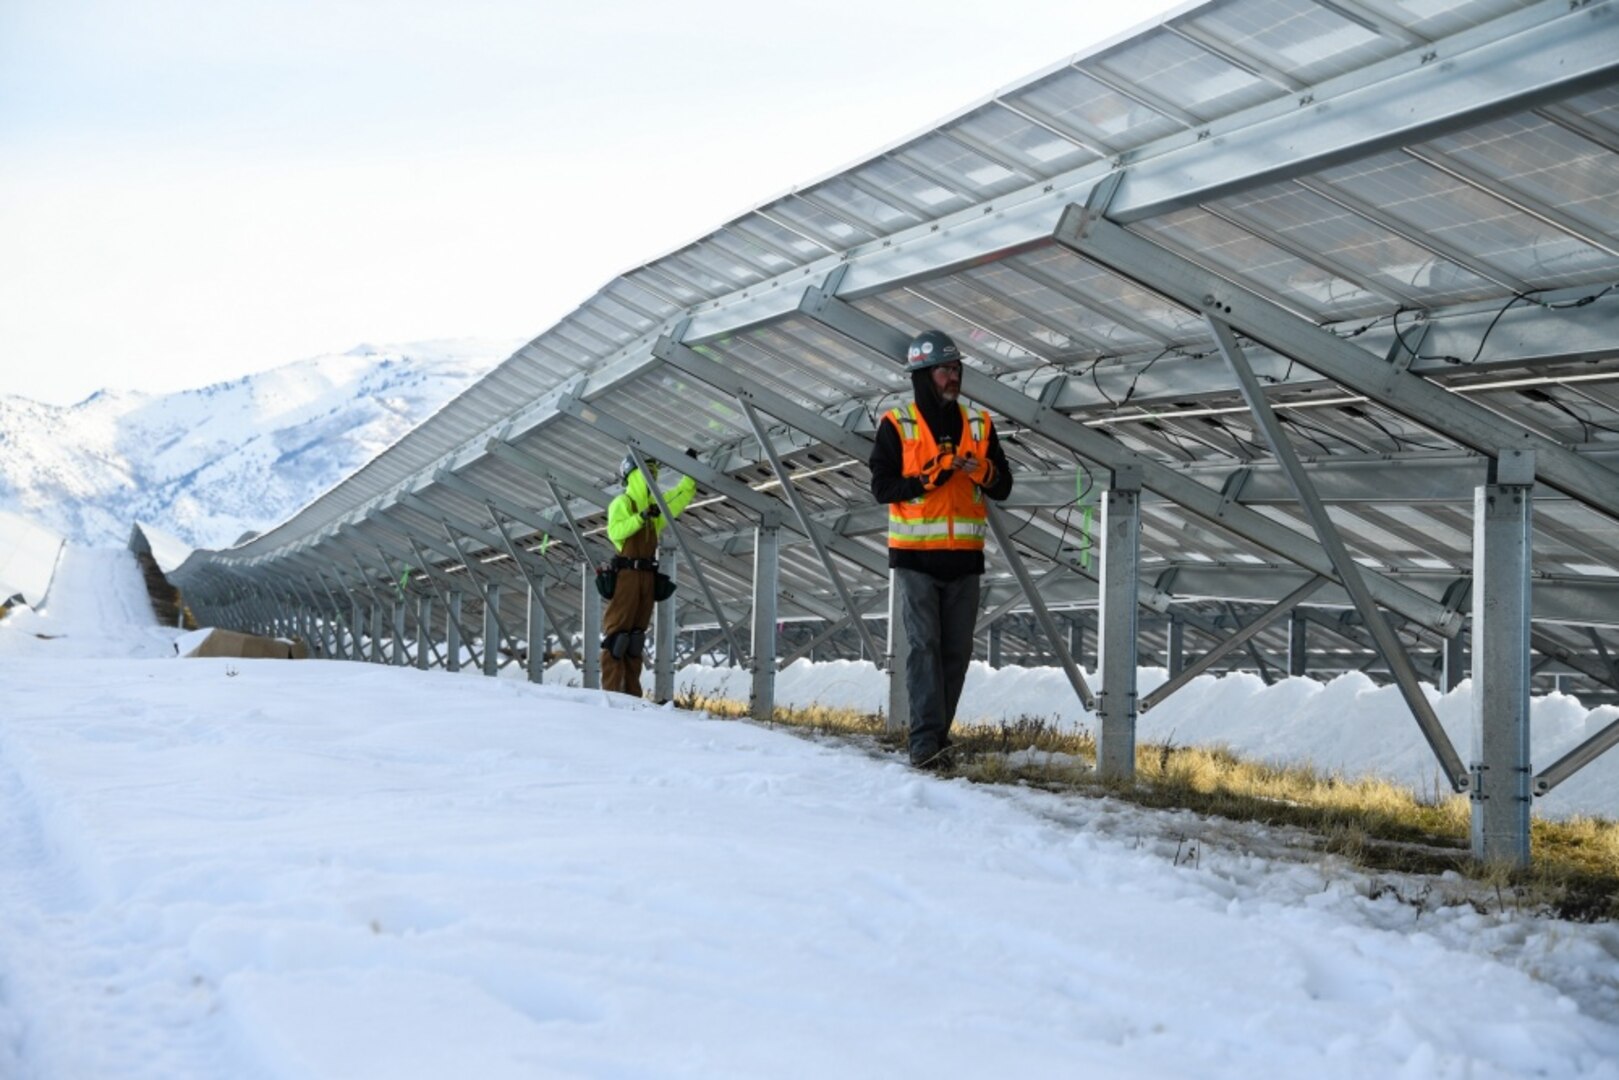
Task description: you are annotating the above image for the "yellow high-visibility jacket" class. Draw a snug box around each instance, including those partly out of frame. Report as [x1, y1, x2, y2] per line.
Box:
[607, 466, 696, 552]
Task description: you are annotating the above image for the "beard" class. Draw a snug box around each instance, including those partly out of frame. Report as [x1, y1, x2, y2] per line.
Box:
[936, 384, 959, 404]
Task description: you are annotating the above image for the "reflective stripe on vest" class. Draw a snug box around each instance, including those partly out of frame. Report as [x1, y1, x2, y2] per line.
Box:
[885, 403, 992, 552]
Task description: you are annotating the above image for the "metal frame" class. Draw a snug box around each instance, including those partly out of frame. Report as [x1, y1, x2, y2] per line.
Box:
[160, 0, 1619, 869]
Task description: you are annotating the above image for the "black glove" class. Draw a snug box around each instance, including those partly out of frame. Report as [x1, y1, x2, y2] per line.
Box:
[642, 504, 662, 520]
[684, 447, 698, 459]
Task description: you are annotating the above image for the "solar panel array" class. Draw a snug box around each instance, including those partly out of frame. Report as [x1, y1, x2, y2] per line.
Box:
[167, 0, 1619, 793]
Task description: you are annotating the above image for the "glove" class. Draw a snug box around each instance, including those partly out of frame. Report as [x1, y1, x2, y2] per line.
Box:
[919, 447, 957, 491]
[958, 454, 994, 488]
[642, 504, 662, 520]
[684, 447, 699, 459]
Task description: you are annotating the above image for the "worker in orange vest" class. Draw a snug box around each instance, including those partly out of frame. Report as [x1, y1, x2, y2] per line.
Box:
[869, 329, 1013, 769]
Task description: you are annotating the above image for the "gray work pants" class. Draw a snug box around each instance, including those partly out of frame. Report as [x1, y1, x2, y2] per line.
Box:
[894, 567, 981, 762]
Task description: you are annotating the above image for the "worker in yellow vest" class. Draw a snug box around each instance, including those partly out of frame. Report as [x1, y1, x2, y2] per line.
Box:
[601, 450, 697, 697]
[869, 329, 1013, 769]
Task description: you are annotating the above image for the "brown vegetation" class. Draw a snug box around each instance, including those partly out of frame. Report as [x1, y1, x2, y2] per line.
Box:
[673, 688, 1619, 921]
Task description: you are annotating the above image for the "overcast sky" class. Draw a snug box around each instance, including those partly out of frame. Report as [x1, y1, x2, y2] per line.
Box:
[1, 0, 1187, 406]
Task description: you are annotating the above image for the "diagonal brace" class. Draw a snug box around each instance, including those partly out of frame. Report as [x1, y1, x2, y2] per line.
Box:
[1208, 315, 1468, 791]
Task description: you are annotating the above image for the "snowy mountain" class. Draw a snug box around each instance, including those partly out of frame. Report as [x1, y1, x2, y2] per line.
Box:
[0, 339, 515, 549]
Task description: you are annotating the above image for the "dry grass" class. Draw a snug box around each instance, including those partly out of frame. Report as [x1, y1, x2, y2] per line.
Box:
[674, 687, 1619, 921]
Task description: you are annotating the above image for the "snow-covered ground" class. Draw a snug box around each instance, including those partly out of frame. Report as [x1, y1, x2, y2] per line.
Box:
[2, 548, 1618, 1078]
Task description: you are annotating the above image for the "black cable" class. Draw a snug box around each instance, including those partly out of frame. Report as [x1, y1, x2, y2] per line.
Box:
[1388, 305, 1424, 364]
[1276, 412, 1335, 456]
[1415, 282, 1618, 367]
[1204, 415, 1270, 457]
[1085, 355, 1117, 409]
[1119, 347, 1170, 406]
[1345, 405, 1448, 453]
[1528, 388, 1619, 439]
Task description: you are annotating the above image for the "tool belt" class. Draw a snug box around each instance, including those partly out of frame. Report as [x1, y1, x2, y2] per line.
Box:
[612, 556, 659, 571]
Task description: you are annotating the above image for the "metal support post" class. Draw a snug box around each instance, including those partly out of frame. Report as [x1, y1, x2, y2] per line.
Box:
[1070, 618, 1087, 671]
[392, 598, 407, 666]
[751, 521, 780, 722]
[1472, 450, 1535, 866]
[483, 582, 502, 677]
[1097, 468, 1142, 781]
[1289, 611, 1309, 678]
[886, 570, 910, 735]
[1167, 615, 1184, 678]
[350, 596, 363, 662]
[581, 564, 601, 689]
[447, 591, 463, 672]
[369, 603, 384, 664]
[988, 621, 1004, 669]
[1209, 315, 1468, 792]
[528, 582, 546, 683]
[416, 595, 432, 670]
[655, 550, 678, 702]
[1443, 627, 1468, 692]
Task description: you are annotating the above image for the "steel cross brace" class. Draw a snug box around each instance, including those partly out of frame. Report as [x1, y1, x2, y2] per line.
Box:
[429, 518, 526, 668]
[1142, 576, 1328, 711]
[543, 478, 609, 567]
[357, 542, 422, 666]
[548, 396, 877, 640]
[483, 437, 838, 625]
[737, 397, 883, 668]
[1207, 315, 1468, 791]
[1530, 629, 1619, 696]
[985, 503, 1096, 710]
[556, 392, 892, 582]
[394, 491, 562, 599]
[346, 552, 392, 662]
[420, 470, 583, 635]
[1055, 209, 1619, 526]
[658, 335, 1183, 622]
[794, 287, 1459, 637]
[1224, 601, 1278, 686]
[417, 469, 576, 599]
[430, 468, 584, 567]
[350, 513, 492, 670]
[397, 534, 484, 670]
[484, 505, 573, 649]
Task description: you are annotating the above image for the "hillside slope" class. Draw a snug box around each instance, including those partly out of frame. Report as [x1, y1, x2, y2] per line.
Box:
[0, 339, 512, 548]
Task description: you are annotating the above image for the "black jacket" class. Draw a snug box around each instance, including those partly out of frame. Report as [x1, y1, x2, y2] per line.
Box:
[869, 385, 1013, 580]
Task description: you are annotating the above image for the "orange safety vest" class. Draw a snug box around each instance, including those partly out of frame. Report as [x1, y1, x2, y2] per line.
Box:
[884, 402, 992, 552]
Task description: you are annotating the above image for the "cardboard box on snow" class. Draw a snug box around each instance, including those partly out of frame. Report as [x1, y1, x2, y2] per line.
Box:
[177, 628, 308, 659]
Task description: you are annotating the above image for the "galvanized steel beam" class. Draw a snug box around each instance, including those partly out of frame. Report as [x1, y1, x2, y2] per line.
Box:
[1208, 315, 1469, 790]
[1056, 211, 1619, 526]
[797, 288, 1459, 635]
[1471, 450, 1536, 863]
